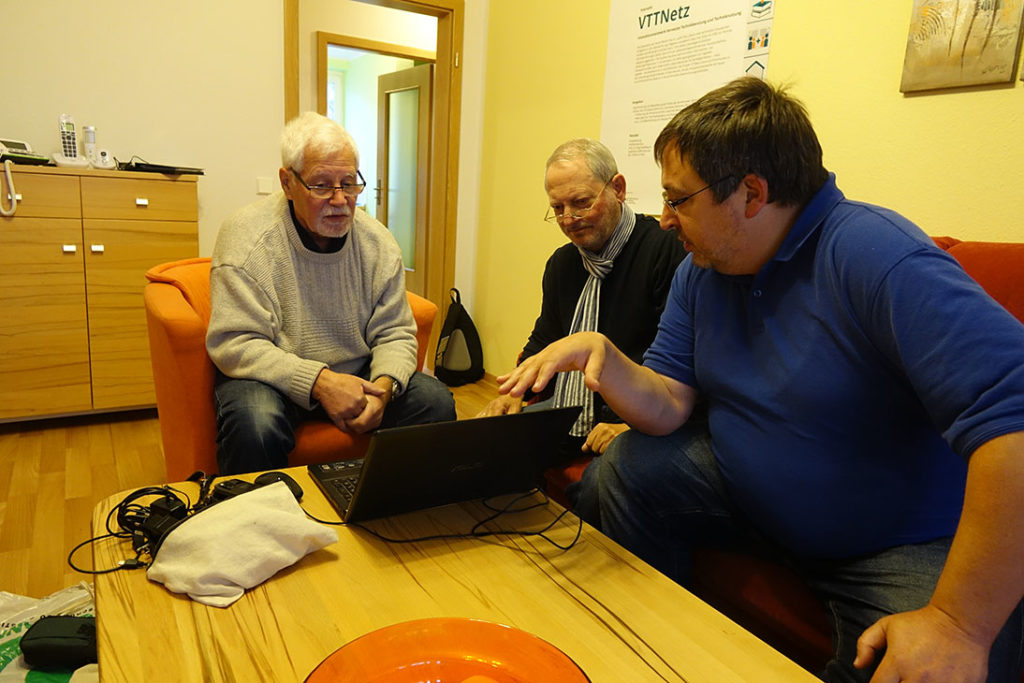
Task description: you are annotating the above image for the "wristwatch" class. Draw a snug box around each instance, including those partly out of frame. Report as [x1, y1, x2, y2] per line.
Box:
[381, 375, 399, 398]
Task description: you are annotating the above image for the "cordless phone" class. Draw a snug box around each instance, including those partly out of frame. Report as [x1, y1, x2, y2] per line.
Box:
[52, 114, 90, 168]
[59, 114, 79, 158]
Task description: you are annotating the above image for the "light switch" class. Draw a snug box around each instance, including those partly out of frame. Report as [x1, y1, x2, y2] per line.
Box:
[257, 177, 276, 195]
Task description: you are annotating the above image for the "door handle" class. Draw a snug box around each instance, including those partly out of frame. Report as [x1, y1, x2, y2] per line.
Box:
[90, 244, 105, 253]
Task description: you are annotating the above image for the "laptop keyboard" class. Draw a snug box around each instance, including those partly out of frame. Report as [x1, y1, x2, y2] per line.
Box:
[309, 459, 364, 516]
[328, 475, 358, 502]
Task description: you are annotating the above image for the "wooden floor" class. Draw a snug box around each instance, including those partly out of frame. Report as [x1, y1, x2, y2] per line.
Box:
[0, 376, 500, 599]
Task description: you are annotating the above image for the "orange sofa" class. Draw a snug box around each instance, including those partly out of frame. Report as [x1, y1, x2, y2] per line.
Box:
[544, 237, 1024, 672]
[144, 257, 438, 482]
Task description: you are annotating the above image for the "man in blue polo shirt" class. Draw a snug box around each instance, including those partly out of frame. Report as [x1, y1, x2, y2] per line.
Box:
[497, 77, 1024, 683]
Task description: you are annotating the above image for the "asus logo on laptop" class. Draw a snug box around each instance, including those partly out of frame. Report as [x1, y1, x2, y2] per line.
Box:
[451, 462, 485, 473]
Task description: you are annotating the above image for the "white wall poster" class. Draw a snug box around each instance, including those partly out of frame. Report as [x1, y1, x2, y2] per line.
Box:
[600, 0, 774, 213]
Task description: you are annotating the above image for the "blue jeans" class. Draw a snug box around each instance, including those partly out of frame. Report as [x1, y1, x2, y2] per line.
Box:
[567, 420, 1024, 683]
[214, 369, 456, 475]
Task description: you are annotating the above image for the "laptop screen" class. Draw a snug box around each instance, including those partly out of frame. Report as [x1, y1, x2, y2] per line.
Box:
[309, 406, 581, 522]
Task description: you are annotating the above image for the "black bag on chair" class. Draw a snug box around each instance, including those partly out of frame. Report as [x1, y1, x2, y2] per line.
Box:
[434, 288, 484, 386]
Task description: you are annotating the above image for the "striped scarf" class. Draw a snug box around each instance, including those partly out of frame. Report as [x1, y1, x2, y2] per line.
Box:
[553, 202, 636, 436]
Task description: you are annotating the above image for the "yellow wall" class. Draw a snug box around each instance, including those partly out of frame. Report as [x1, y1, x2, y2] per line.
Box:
[475, 0, 612, 373]
[473, 0, 1024, 375]
[771, 1, 1024, 240]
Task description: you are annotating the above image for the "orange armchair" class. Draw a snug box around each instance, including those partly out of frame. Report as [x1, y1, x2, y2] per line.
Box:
[144, 257, 438, 482]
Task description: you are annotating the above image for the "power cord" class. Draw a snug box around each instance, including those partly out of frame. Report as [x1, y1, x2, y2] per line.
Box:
[68, 471, 296, 575]
[67, 534, 148, 575]
[304, 489, 584, 551]
[68, 485, 194, 575]
[71, 480, 583, 575]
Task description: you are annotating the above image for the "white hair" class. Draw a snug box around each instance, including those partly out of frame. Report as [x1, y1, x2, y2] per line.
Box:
[279, 112, 359, 172]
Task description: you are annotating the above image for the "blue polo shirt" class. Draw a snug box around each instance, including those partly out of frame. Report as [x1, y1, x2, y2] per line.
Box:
[644, 174, 1024, 558]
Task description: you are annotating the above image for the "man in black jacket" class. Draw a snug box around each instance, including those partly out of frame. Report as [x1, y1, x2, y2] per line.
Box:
[480, 138, 685, 458]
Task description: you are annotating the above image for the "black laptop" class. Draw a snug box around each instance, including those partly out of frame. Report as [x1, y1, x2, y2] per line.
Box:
[308, 406, 581, 523]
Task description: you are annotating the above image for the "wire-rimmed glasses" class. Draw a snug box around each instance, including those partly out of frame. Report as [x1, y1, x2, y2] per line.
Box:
[291, 168, 367, 199]
[662, 176, 732, 214]
[544, 178, 612, 224]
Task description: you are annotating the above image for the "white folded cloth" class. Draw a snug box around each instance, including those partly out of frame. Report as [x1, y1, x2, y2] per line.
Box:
[147, 482, 338, 607]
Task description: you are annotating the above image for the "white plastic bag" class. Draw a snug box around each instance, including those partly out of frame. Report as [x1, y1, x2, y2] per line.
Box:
[0, 583, 95, 682]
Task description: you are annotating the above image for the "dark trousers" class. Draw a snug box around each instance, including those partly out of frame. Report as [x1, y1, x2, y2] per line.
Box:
[214, 370, 456, 475]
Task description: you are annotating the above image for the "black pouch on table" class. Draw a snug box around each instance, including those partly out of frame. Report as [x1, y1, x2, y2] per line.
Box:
[20, 615, 97, 670]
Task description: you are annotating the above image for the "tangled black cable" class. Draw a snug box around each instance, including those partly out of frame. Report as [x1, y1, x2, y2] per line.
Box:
[67, 485, 193, 575]
[304, 489, 584, 551]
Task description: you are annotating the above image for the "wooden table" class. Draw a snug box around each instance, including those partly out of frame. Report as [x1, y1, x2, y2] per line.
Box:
[91, 468, 818, 682]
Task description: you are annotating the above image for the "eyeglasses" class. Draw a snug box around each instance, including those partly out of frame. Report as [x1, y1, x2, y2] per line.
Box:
[662, 176, 732, 215]
[544, 178, 612, 224]
[291, 168, 367, 199]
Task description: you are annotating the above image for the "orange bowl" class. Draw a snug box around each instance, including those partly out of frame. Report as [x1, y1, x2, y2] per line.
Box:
[306, 618, 589, 682]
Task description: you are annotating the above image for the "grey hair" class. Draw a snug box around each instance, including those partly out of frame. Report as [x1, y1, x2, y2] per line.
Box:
[545, 138, 618, 185]
[280, 112, 359, 172]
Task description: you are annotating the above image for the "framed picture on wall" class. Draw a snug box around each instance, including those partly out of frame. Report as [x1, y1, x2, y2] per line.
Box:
[900, 0, 1024, 92]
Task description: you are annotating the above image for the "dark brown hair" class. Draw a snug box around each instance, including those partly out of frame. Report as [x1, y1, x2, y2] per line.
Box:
[654, 77, 828, 206]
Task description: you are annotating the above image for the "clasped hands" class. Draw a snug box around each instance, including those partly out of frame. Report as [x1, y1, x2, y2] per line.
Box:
[312, 369, 392, 434]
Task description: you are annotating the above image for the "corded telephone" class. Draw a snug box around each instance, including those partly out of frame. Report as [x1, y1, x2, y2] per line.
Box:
[0, 138, 50, 165]
[0, 138, 46, 216]
[1, 134, 58, 217]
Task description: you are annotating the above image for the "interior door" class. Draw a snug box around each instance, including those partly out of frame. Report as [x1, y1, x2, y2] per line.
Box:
[376, 63, 432, 297]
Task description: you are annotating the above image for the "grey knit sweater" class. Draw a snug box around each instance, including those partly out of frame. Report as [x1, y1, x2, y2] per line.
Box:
[206, 192, 417, 409]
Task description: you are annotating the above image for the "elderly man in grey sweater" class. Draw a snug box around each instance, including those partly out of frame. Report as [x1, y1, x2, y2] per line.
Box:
[207, 112, 455, 475]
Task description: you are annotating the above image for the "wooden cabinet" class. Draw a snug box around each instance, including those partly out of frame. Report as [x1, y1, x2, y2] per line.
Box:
[0, 171, 92, 417]
[0, 166, 198, 421]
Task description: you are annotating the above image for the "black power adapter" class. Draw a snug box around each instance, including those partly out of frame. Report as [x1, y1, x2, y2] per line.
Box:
[140, 495, 189, 556]
[209, 478, 256, 503]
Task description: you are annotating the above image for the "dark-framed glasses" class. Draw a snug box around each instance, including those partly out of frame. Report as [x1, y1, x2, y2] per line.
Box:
[544, 178, 612, 224]
[662, 175, 732, 215]
[291, 168, 367, 199]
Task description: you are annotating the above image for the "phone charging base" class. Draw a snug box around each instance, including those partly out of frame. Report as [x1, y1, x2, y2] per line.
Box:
[52, 154, 91, 169]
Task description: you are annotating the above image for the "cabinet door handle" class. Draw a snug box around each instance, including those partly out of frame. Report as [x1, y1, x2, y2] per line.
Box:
[6, 193, 22, 202]
[62, 244, 77, 254]
[136, 197, 149, 207]
[90, 244, 105, 253]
